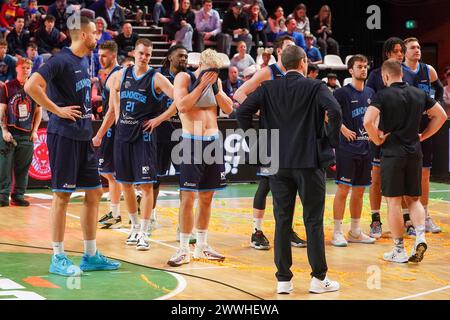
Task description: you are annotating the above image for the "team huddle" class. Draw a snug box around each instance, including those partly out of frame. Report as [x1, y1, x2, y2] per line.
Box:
[17, 12, 446, 292]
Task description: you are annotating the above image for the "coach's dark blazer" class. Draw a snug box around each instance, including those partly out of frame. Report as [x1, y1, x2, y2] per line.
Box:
[236, 71, 342, 169]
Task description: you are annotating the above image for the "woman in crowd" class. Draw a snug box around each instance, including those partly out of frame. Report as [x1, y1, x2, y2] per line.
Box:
[311, 5, 340, 56]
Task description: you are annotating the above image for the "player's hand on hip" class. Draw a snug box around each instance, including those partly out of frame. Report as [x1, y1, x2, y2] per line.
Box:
[341, 126, 357, 142]
[58, 105, 82, 121]
[375, 132, 390, 146]
[143, 117, 162, 133]
[2, 130, 13, 143]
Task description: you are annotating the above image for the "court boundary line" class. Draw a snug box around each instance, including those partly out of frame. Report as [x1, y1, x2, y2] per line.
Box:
[394, 285, 450, 300]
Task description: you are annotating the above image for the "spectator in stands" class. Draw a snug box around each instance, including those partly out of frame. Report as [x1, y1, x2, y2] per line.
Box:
[326, 72, 340, 92]
[120, 56, 134, 67]
[94, 17, 113, 53]
[248, 2, 267, 57]
[26, 43, 43, 74]
[287, 3, 310, 35]
[0, 0, 24, 37]
[193, 0, 222, 53]
[231, 41, 256, 77]
[257, 47, 273, 68]
[242, 64, 258, 81]
[311, 5, 339, 56]
[152, 0, 179, 27]
[168, 0, 196, 51]
[115, 23, 139, 59]
[95, 0, 125, 37]
[276, 17, 305, 50]
[0, 38, 17, 82]
[444, 68, 450, 108]
[223, 65, 243, 101]
[46, 0, 71, 35]
[267, 6, 286, 42]
[307, 63, 319, 79]
[6, 16, 30, 57]
[242, 0, 267, 18]
[221, 1, 253, 56]
[35, 15, 67, 55]
[304, 32, 322, 64]
[24, 0, 42, 38]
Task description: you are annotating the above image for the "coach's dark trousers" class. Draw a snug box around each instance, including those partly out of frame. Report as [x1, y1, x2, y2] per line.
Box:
[269, 168, 328, 281]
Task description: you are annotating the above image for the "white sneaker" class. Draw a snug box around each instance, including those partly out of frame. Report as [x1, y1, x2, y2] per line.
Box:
[383, 247, 408, 263]
[331, 232, 348, 247]
[167, 248, 190, 267]
[277, 281, 293, 294]
[309, 277, 340, 294]
[347, 230, 376, 244]
[408, 242, 427, 263]
[149, 209, 161, 231]
[425, 217, 441, 233]
[136, 232, 150, 251]
[125, 227, 140, 245]
[193, 244, 225, 262]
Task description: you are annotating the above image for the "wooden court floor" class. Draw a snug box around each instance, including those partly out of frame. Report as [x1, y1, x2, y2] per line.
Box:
[0, 182, 449, 300]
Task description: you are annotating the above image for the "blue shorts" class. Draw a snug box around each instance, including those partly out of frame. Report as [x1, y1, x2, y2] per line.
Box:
[335, 149, 372, 187]
[156, 121, 178, 176]
[47, 133, 102, 192]
[114, 133, 158, 185]
[179, 133, 227, 192]
[98, 127, 115, 174]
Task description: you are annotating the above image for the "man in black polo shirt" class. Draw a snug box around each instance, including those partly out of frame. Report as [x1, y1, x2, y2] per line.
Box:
[364, 59, 446, 264]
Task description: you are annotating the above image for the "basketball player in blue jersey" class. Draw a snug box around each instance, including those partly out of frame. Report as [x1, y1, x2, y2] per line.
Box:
[91, 41, 122, 229]
[366, 37, 407, 238]
[331, 55, 376, 247]
[167, 49, 233, 267]
[25, 12, 120, 276]
[109, 38, 174, 251]
[403, 37, 444, 234]
[234, 35, 307, 250]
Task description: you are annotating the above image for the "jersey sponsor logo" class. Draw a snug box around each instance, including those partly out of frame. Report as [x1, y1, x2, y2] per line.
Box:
[351, 106, 368, 118]
[63, 183, 76, 189]
[340, 176, 351, 183]
[142, 166, 149, 174]
[75, 78, 91, 92]
[220, 172, 226, 180]
[29, 128, 52, 181]
[357, 128, 369, 141]
[120, 90, 147, 104]
[183, 182, 196, 187]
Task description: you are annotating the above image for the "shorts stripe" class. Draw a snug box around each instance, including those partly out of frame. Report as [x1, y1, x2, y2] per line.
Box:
[116, 179, 158, 185]
[179, 187, 226, 192]
[335, 180, 371, 187]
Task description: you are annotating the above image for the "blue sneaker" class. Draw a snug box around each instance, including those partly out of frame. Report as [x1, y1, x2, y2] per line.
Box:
[49, 253, 83, 277]
[80, 251, 121, 271]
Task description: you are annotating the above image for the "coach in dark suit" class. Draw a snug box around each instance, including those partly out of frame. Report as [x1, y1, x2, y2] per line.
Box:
[236, 45, 342, 294]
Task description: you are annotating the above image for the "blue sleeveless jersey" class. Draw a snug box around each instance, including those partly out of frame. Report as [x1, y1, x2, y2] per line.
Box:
[269, 63, 285, 80]
[101, 65, 121, 116]
[37, 47, 93, 141]
[116, 66, 163, 142]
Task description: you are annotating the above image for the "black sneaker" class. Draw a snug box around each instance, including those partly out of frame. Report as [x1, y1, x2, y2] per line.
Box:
[98, 211, 113, 224]
[100, 216, 122, 229]
[10, 198, 29, 207]
[251, 230, 270, 250]
[291, 230, 307, 248]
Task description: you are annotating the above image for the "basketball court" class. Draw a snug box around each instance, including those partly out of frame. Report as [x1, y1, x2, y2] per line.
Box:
[1, 181, 449, 300]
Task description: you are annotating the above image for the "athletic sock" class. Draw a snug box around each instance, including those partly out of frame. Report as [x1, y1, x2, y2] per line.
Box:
[151, 208, 157, 221]
[110, 203, 120, 218]
[371, 211, 380, 222]
[350, 218, 361, 236]
[140, 219, 150, 233]
[196, 229, 208, 247]
[52, 242, 64, 255]
[252, 218, 263, 232]
[334, 219, 343, 234]
[84, 240, 97, 256]
[179, 233, 191, 250]
[128, 212, 139, 228]
[394, 237, 405, 250]
[415, 225, 426, 244]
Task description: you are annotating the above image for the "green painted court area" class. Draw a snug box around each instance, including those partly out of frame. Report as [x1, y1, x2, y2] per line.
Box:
[0, 253, 179, 300]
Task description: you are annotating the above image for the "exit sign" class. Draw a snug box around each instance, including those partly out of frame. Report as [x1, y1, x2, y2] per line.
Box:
[406, 20, 417, 29]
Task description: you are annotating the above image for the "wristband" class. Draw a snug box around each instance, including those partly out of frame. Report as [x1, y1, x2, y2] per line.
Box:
[212, 82, 219, 95]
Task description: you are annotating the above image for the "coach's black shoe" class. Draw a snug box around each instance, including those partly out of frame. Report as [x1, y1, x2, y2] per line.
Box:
[251, 229, 270, 250]
[98, 211, 113, 224]
[10, 197, 29, 207]
[291, 230, 307, 248]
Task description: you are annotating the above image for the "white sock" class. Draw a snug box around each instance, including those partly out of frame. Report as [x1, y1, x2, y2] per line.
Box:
[110, 203, 120, 218]
[84, 240, 97, 256]
[140, 219, 150, 233]
[334, 219, 343, 234]
[52, 242, 64, 255]
[351, 218, 361, 236]
[196, 229, 208, 246]
[179, 233, 191, 250]
[415, 225, 426, 244]
[252, 218, 263, 232]
[151, 208, 157, 221]
[128, 212, 139, 228]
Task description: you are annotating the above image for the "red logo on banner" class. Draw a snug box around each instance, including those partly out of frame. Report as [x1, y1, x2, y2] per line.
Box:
[29, 128, 51, 181]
